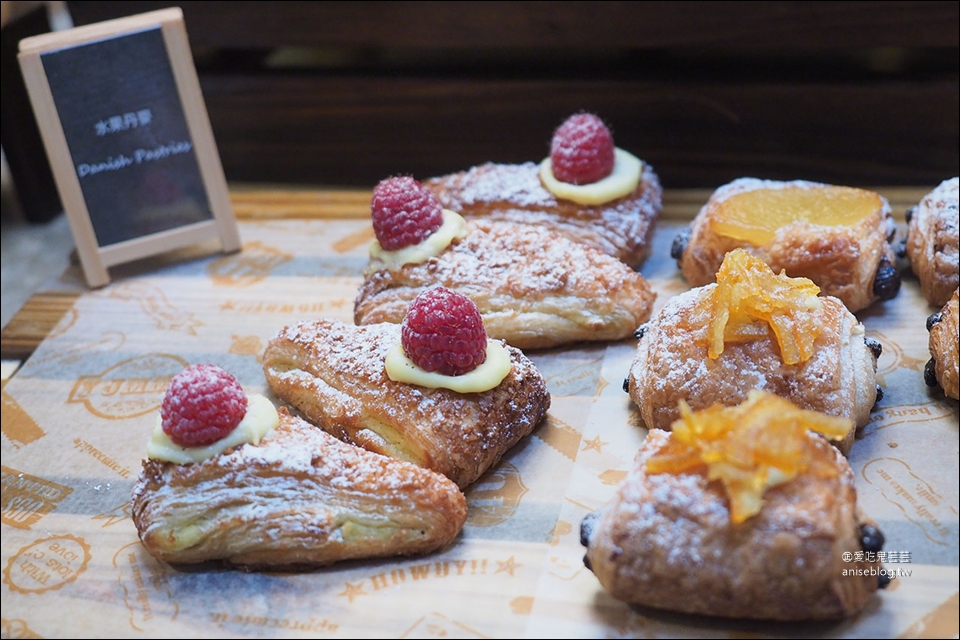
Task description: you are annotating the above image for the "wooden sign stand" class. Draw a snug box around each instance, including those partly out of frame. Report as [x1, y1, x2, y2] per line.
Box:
[17, 7, 240, 288]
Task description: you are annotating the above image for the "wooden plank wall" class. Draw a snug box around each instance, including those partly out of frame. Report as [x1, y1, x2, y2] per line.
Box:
[52, 1, 960, 189]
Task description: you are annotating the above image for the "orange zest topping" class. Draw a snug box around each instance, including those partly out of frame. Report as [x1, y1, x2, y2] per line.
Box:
[710, 183, 882, 246]
[699, 249, 822, 364]
[646, 390, 851, 524]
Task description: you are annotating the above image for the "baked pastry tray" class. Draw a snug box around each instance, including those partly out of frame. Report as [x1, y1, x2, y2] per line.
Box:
[2, 192, 957, 638]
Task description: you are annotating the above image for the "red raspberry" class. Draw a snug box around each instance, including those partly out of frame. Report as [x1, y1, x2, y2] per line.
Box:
[549, 112, 616, 185]
[161, 364, 248, 447]
[371, 176, 444, 251]
[401, 287, 488, 376]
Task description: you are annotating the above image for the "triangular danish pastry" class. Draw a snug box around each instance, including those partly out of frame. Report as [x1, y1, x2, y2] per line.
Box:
[132, 407, 467, 568]
[263, 318, 550, 488]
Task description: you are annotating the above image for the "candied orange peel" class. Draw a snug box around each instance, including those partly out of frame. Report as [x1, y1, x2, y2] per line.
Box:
[699, 249, 822, 364]
[646, 390, 851, 524]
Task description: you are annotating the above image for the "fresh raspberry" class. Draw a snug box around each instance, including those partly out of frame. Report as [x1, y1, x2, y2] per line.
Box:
[401, 287, 488, 376]
[549, 112, 615, 185]
[161, 364, 248, 447]
[371, 176, 444, 251]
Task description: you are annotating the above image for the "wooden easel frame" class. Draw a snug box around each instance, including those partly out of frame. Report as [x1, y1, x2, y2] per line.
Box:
[17, 7, 240, 288]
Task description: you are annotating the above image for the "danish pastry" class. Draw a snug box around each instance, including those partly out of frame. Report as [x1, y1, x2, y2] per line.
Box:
[905, 177, 959, 307]
[357, 218, 655, 350]
[627, 249, 880, 454]
[673, 178, 900, 312]
[133, 400, 466, 568]
[925, 288, 959, 400]
[357, 174, 655, 350]
[581, 393, 887, 621]
[262, 317, 550, 488]
[424, 113, 661, 269]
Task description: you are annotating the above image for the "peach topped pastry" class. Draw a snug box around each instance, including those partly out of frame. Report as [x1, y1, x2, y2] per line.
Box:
[905, 177, 958, 307]
[265, 288, 550, 489]
[424, 112, 662, 268]
[355, 175, 656, 350]
[581, 392, 888, 621]
[627, 250, 880, 454]
[132, 364, 466, 568]
[673, 178, 900, 312]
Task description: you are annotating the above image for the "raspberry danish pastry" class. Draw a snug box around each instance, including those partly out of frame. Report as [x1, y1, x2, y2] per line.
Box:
[265, 289, 550, 488]
[132, 365, 466, 568]
[424, 112, 662, 269]
[355, 176, 655, 350]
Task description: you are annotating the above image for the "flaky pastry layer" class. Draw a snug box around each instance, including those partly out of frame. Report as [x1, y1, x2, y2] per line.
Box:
[928, 289, 959, 400]
[906, 177, 959, 307]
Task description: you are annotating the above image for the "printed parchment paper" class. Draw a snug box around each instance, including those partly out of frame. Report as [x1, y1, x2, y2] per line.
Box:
[2, 218, 957, 638]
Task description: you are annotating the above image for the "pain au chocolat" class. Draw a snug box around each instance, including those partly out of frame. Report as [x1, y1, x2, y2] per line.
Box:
[925, 288, 959, 400]
[581, 394, 887, 621]
[673, 178, 900, 312]
[905, 177, 959, 307]
[627, 250, 880, 455]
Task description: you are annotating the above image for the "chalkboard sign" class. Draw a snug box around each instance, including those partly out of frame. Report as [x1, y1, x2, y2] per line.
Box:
[18, 8, 239, 287]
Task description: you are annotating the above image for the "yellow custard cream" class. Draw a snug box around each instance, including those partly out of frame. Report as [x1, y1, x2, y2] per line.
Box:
[385, 339, 512, 393]
[147, 394, 279, 464]
[368, 209, 469, 271]
[539, 147, 642, 205]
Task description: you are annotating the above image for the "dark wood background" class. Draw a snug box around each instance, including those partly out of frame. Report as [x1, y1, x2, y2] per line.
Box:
[4, 1, 958, 221]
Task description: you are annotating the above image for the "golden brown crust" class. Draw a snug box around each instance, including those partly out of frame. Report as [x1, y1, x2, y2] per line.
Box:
[906, 178, 959, 307]
[424, 161, 662, 268]
[628, 287, 878, 455]
[354, 220, 656, 350]
[262, 319, 550, 488]
[131, 408, 467, 568]
[581, 429, 882, 621]
[678, 178, 898, 312]
[928, 289, 959, 400]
